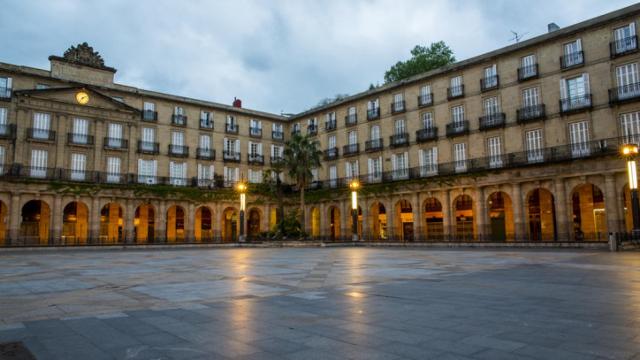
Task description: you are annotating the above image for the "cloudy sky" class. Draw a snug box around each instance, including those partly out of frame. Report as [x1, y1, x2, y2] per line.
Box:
[0, 0, 637, 114]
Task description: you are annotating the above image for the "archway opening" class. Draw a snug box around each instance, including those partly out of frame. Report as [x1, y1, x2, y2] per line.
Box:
[248, 208, 261, 238]
[395, 200, 413, 241]
[571, 184, 606, 241]
[195, 206, 213, 242]
[369, 202, 387, 241]
[167, 205, 185, 242]
[134, 204, 155, 243]
[222, 207, 238, 242]
[0, 201, 7, 245]
[329, 206, 340, 240]
[20, 200, 50, 245]
[62, 201, 89, 244]
[487, 192, 514, 241]
[310, 207, 320, 238]
[454, 195, 474, 240]
[100, 202, 123, 244]
[423, 198, 443, 240]
[527, 188, 556, 241]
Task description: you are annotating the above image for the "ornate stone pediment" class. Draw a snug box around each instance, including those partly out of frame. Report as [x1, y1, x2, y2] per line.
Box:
[49, 42, 116, 73]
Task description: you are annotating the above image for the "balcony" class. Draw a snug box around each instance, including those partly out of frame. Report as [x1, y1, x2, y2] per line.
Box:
[323, 147, 339, 161]
[559, 94, 592, 115]
[479, 113, 506, 131]
[390, 133, 409, 147]
[0, 87, 11, 101]
[0, 124, 16, 140]
[250, 127, 262, 138]
[141, 110, 157, 122]
[342, 143, 359, 157]
[418, 94, 433, 107]
[67, 133, 94, 146]
[517, 64, 539, 81]
[103, 137, 128, 150]
[137, 140, 159, 154]
[248, 153, 264, 165]
[345, 114, 357, 127]
[416, 127, 438, 143]
[171, 114, 187, 126]
[391, 101, 405, 114]
[196, 147, 215, 160]
[446, 121, 470, 137]
[223, 151, 241, 163]
[199, 118, 213, 129]
[307, 125, 318, 136]
[447, 85, 464, 100]
[168, 144, 189, 157]
[480, 75, 499, 92]
[270, 156, 284, 165]
[272, 130, 284, 141]
[225, 123, 239, 134]
[365, 138, 383, 152]
[609, 83, 640, 105]
[367, 108, 380, 121]
[560, 51, 584, 70]
[325, 120, 337, 131]
[27, 128, 56, 142]
[610, 35, 638, 58]
[516, 104, 546, 124]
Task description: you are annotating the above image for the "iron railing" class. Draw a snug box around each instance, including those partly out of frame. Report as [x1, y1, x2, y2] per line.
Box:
[196, 148, 215, 160]
[199, 118, 213, 129]
[418, 93, 433, 107]
[250, 127, 262, 137]
[27, 128, 56, 141]
[416, 127, 438, 142]
[171, 114, 187, 126]
[365, 138, 383, 152]
[248, 153, 264, 165]
[345, 114, 357, 126]
[610, 35, 638, 58]
[608, 83, 640, 105]
[517, 104, 546, 124]
[367, 108, 380, 121]
[0, 124, 16, 139]
[480, 75, 499, 91]
[168, 144, 189, 157]
[272, 130, 284, 140]
[67, 133, 94, 146]
[447, 85, 464, 100]
[559, 94, 592, 114]
[103, 137, 128, 150]
[560, 51, 584, 69]
[390, 133, 409, 147]
[342, 143, 359, 157]
[141, 110, 157, 122]
[391, 101, 405, 114]
[323, 147, 339, 161]
[225, 123, 239, 134]
[307, 125, 318, 135]
[325, 120, 337, 131]
[517, 64, 539, 81]
[223, 151, 241, 162]
[137, 140, 159, 154]
[479, 113, 506, 131]
[445, 121, 469, 137]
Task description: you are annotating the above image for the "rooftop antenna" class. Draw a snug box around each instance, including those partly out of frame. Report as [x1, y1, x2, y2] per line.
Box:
[509, 30, 528, 43]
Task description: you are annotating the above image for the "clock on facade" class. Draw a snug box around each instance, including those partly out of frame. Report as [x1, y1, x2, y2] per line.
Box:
[75, 90, 90, 105]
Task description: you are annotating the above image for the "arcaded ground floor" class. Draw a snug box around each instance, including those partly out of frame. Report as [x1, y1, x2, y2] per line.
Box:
[0, 248, 639, 359]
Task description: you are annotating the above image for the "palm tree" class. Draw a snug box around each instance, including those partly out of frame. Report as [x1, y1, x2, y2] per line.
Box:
[284, 133, 322, 233]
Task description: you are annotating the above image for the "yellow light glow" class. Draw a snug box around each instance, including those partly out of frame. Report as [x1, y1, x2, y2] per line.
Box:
[622, 144, 639, 157]
[349, 179, 360, 191]
[240, 193, 246, 211]
[351, 191, 358, 210]
[629, 160, 638, 190]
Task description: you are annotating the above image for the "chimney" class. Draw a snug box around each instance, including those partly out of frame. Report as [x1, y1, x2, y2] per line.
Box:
[232, 97, 242, 108]
[548, 22, 560, 33]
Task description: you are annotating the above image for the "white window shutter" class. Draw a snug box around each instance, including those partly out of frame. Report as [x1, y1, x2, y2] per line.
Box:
[559, 79, 567, 99]
[631, 21, 636, 35]
[576, 38, 582, 51]
[433, 147, 438, 164]
[368, 158, 373, 174]
[583, 73, 590, 95]
[392, 154, 397, 171]
[258, 143, 263, 155]
[6, 78, 12, 89]
[235, 139, 240, 153]
[137, 158, 142, 174]
[419, 149, 424, 167]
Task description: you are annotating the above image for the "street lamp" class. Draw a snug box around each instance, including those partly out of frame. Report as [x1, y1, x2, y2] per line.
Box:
[236, 179, 247, 242]
[622, 143, 640, 235]
[349, 179, 360, 241]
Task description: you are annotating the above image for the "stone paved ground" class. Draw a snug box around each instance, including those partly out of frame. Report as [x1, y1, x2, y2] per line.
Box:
[0, 248, 639, 359]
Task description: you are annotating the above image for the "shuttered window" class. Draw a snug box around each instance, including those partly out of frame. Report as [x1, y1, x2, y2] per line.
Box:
[106, 157, 121, 183]
[569, 121, 590, 158]
[30, 149, 47, 178]
[138, 159, 157, 184]
[454, 143, 467, 172]
[419, 147, 438, 176]
[621, 111, 640, 144]
[525, 129, 544, 163]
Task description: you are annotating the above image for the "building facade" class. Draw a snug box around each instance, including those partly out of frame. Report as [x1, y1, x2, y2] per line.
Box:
[0, 5, 639, 245]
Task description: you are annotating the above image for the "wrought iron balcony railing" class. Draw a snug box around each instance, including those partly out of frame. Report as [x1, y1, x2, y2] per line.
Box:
[323, 147, 339, 161]
[390, 133, 409, 147]
[248, 153, 264, 165]
[446, 121, 469, 137]
[225, 123, 239, 134]
[307, 125, 318, 136]
[272, 130, 284, 140]
[141, 110, 157, 122]
[447, 85, 465, 100]
[67, 133, 94, 146]
[416, 127, 438, 143]
[196, 148, 215, 160]
[367, 108, 380, 121]
[480, 75, 499, 91]
[250, 127, 262, 137]
[103, 137, 128, 150]
[171, 114, 187, 126]
[168, 144, 189, 157]
[418, 94, 433, 107]
[609, 83, 640, 105]
[27, 128, 56, 142]
[365, 138, 383, 152]
[516, 104, 546, 124]
[610, 35, 638, 58]
[391, 101, 405, 114]
[222, 151, 241, 162]
[0, 124, 16, 140]
[137, 140, 159, 154]
[559, 94, 592, 115]
[517, 64, 539, 81]
[345, 114, 357, 126]
[479, 113, 506, 131]
[342, 143, 359, 157]
[325, 120, 337, 131]
[560, 51, 584, 70]
[199, 118, 213, 129]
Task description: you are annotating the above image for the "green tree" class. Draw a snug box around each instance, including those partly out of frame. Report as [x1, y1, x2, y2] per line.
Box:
[384, 41, 455, 83]
[284, 134, 322, 234]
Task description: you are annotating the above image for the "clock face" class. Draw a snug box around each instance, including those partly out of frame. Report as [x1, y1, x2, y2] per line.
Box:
[75, 91, 90, 105]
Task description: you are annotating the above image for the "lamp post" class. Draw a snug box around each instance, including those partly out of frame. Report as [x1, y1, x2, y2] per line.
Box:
[236, 180, 247, 242]
[349, 179, 360, 241]
[622, 144, 640, 235]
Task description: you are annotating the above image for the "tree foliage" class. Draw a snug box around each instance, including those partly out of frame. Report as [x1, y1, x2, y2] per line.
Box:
[384, 41, 455, 83]
[284, 134, 322, 233]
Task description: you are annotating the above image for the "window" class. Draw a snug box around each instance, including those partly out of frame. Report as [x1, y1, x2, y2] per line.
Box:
[223, 166, 239, 186]
[107, 123, 123, 148]
[419, 85, 432, 104]
[271, 144, 284, 160]
[393, 93, 404, 111]
[525, 129, 544, 163]
[615, 63, 640, 99]
[560, 73, 590, 110]
[483, 64, 498, 88]
[250, 119, 262, 135]
[273, 123, 283, 133]
[172, 131, 185, 154]
[368, 156, 382, 183]
[347, 106, 356, 116]
[394, 119, 406, 135]
[197, 164, 214, 187]
[348, 130, 358, 145]
[0, 77, 12, 98]
[143, 102, 155, 112]
[569, 121, 590, 157]
[562, 39, 583, 67]
[450, 76, 463, 96]
[328, 135, 336, 149]
[522, 87, 540, 107]
[174, 106, 185, 116]
[483, 97, 499, 116]
[141, 127, 155, 151]
[613, 22, 637, 54]
[199, 134, 212, 157]
[70, 153, 87, 181]
[32, 112, 51, 139]
[421, 112, 433, 129]
[367, 99, 379, 111]
[345, 160, 359, 179]
[30, 149, 47, 178]
[138, 159, 157, 184]
[392, 152, 409, 180]
[224, 138, 240, 158]
[0, 146, 5, 174]
[451, 105, 465, 125]
[200, 111, 213, 128]
[106, 157, 121, 183]
[0, 107, 7, 136]
[249, 141, 263, 158]
[487, 137, 503, 168]
[292, 122, 300, 134]
[454, 143, 467, 172]
[329, 165, 337, 188]
[248, 169, 263, 184]
[169, 161, 187, 186]
[621, 111, 640, 144]
[311, 168, 319, 183]
[72, 118, 89, 144]
[370, 125, 380, 140]
[419, 147, 438, 176]
[521, 55, 537, 78]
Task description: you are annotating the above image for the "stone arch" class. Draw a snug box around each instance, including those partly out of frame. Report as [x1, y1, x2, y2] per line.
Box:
[0, 200, 7, 245]
[222, 207, 238, 242]
[487, 191, 514, 241]
[453, 194, 475, 240]
[247, 207, 261, 238]
[62, 201, 89, 245]
[526, 188, 556, 241]
[310, 207, 320, 238]
[167, 205, 186, 242]
[195, 206, 213, 242]
[423, 197, 444, 240]
[571, 183, 607, 241]
[328, 205, 341, 240]
[20, 200, 51, 245]
[100, 202, 123, 244]
[394, 199, 414, 241]
[369, 201, 387, 241]
[134, 204, 156, 244]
